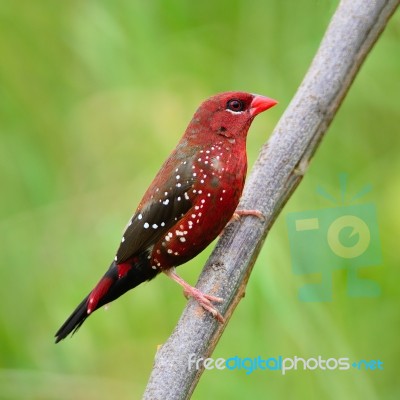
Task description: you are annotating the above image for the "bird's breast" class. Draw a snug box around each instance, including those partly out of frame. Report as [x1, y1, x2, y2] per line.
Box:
[150, 140, 247, 269]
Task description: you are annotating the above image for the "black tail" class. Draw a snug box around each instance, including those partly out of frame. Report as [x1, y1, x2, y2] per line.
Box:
[54, 296, 89, 343]
[55, 258, 159, 343]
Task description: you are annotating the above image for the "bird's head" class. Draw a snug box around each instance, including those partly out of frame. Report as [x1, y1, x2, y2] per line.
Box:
[186, 91, 277, 144]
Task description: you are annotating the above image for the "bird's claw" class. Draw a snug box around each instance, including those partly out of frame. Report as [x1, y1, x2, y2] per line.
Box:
[183, 287, 223, 303]
[231, 209, 265, 222]
[164, 269, 225, 323]
[183, 286, 225, 323]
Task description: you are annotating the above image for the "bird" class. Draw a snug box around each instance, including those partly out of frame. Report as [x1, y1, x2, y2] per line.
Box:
[55, 91, 277, 343]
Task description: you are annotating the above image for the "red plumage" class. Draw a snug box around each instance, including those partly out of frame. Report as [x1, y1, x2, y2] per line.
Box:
[55, 91, 277, 342]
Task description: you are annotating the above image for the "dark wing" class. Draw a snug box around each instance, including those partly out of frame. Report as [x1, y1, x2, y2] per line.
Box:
[115, 158, 196, 263]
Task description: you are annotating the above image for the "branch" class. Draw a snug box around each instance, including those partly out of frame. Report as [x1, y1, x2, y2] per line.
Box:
[143, 0, 399, 398]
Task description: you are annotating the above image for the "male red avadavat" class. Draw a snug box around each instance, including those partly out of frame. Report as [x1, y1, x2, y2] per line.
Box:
[55, 91, 277, 342]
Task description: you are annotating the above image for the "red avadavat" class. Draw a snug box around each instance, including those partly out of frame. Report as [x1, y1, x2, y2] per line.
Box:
[55, 92, 277, 342]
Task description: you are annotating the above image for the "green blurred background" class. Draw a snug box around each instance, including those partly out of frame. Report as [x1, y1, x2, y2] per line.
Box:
[0, 1, 399, 399]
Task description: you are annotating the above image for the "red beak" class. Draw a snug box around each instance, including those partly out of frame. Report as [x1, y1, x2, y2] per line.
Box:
[250, 95, 278, 117]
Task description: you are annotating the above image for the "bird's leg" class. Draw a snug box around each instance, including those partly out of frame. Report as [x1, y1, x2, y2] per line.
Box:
[231, 209, 265, 222]
[163, 268, 225, 323]
[219, 209, 265, 236]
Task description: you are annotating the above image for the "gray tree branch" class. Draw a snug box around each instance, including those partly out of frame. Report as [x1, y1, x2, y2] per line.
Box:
[143, 0, 399, 398]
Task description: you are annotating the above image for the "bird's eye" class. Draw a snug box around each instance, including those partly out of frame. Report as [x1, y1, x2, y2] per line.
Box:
[226, 99, 244, 112]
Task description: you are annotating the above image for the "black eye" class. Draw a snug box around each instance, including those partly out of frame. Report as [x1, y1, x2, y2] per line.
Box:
[226, 99, 244, 112]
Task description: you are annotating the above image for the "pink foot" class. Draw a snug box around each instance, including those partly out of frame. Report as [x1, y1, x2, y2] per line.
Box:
[164, 269, 225, 323]
[231, 209, 265, 222]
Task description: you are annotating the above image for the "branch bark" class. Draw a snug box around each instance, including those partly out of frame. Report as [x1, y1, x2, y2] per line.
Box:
[143, 0, 399, 398]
